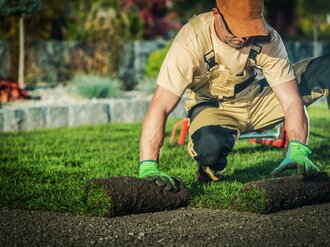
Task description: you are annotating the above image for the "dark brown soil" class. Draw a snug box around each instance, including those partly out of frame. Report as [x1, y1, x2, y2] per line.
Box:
[243, 172, 330, 213]
[86, 176, 189, 217]
[1, 203, 329, 246]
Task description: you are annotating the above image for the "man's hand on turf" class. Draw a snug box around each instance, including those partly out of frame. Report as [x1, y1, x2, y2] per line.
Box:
[139, 160, 179, 192]
[272, 140, 319, 178]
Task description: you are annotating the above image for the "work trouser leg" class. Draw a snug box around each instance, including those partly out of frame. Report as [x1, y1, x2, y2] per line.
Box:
[188, 105, 247, 183]
[191, 125, 237, 182]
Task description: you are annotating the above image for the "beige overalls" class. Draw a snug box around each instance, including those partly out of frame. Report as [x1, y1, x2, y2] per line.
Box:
[185, 15, 322, 160]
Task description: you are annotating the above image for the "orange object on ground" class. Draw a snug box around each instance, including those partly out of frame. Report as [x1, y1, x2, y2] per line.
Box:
[170, 118, 189, 145]
[170, 117, 288, 150]
[250, 124, 288, 150]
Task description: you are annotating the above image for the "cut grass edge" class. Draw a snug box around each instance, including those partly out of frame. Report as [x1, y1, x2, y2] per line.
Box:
[84, 183, 111, 217]
[83, 179, 269, 217]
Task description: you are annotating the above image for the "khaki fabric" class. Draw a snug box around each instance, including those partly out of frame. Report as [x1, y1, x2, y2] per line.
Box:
[154, 12, 319, 162]
[187, 58, 321, 159]
[156, 12, 295, 112]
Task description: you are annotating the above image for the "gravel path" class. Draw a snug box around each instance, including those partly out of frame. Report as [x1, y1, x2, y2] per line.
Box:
[1, 203, 329, 246]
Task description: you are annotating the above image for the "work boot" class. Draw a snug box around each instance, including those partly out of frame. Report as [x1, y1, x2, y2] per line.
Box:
[196, 165, 226, 183]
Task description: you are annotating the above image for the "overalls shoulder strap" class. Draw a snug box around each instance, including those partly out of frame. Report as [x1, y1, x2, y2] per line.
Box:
[188, 14, 217, 72]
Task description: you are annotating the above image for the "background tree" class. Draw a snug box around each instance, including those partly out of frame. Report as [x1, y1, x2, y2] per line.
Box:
[297, 0, 330, 56]
[0, 0, 42, 88]
[265, 0, 298, 37]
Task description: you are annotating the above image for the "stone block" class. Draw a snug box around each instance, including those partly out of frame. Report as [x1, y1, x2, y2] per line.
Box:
[28, 107, 47, 130]
[89, 103, 110, 124]
[69, 103, 110, 127]
[47, 106, 69, 128]
[69, 104, 93, 127]
[15, 109, 29, 131]
[1, 109, 28, 132]
[109, 99, 149, 123]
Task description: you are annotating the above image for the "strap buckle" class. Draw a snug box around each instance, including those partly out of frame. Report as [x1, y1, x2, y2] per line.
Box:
[204, 50, 217, 71]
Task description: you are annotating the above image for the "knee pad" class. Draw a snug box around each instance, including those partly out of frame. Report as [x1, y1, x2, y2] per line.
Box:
[191, 125, 237, 170]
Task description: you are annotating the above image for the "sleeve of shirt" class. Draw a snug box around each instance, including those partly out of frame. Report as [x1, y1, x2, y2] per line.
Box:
[156, 40, 198, 97]
[257, 29, 296, 87]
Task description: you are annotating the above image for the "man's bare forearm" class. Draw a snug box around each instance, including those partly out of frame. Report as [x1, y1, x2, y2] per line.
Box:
[139, 86, 181, 162]
[272, 79, 309, 144]
[284, 102, 309, 144]
[140, 108, 167, 161]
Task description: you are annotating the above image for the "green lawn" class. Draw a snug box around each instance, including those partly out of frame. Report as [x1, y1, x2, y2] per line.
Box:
[0, 103, 329, 216]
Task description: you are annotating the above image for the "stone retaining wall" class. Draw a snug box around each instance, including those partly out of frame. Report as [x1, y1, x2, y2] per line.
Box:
[0, 98, 186, 132]
[1, 40, 330, 84]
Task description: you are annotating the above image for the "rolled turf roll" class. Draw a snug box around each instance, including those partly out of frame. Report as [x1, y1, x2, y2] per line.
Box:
[240, 172, 330, 213]
[85, 176, 189, 217]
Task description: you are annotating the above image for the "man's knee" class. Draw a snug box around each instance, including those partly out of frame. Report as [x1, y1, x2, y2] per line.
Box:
[190, 125, 237, 169]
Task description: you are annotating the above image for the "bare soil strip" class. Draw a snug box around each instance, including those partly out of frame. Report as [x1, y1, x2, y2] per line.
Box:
[1, 203, 329, 246]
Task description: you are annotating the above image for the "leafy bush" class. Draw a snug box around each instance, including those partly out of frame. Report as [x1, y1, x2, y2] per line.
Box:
[119, 70, 139, 91]
[72, 74, 122, 99]
[144, 42, 171, 79]
[66, 0, 144, 75]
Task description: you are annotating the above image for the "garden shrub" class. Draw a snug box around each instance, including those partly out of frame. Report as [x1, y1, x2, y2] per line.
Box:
[72, 74, 122, 99]
[144, 42, 172, 79]
[120, 70, 139, 91]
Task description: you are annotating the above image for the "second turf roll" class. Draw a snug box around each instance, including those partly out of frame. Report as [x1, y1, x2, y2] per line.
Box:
[240, 172, 330, 213]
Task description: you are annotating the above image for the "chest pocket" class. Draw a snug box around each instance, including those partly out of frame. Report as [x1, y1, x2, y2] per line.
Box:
[209, 66, 252, 99]
[207, 43, 262, 99]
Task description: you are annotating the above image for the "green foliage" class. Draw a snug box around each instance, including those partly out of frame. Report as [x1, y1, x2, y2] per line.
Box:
[296, 0, 330, 40]
[297, 0, 330, 15]
[145, 42, 171, 79]
[72, 74, 122, 99]
[65, 0, 144, 73]
[66, 0, 143, 42]
[0, 103, 329, 216]
[119, 71, 139, 91]
[0, 0, 42, 16]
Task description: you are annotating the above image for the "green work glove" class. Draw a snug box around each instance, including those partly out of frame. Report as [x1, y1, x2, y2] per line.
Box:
[139, 160, 179, 192]
[272, 140, 319, 178]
